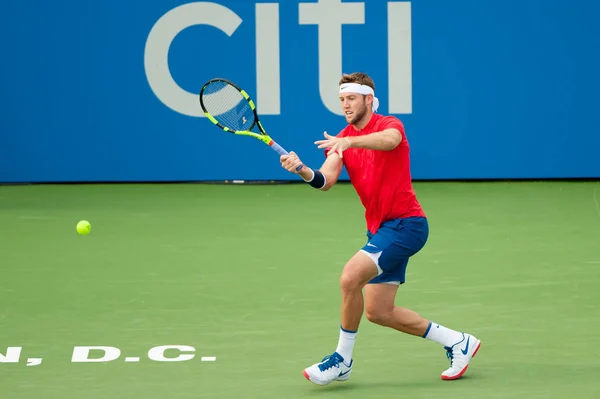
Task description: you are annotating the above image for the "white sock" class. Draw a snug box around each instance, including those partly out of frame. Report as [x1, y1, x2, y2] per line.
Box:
[423, 321, 464, 347]
[335, 327, 357, 362]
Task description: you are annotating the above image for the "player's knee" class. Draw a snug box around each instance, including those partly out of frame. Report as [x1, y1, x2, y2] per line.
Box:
[339, 254, 379, 294]
[339, 272, 362, 293]
[365, 308, 391, 326]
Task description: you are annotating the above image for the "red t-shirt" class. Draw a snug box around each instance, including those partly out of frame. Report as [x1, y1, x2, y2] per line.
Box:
[328, 113, 426, 234]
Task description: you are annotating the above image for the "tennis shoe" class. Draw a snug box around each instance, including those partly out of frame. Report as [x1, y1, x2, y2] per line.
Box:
[303, 352, 353, 386]
[441, 333, 481, 380]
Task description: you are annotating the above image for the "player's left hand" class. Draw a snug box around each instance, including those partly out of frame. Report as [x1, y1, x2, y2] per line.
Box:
[315, 131, 351, 158]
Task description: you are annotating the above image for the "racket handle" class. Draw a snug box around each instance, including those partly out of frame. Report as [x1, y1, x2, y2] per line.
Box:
[270, 141, 288, 156]
[271, 142, 304, 172]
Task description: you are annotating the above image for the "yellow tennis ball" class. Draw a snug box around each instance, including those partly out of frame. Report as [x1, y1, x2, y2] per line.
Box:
[76, 220, 91, 235]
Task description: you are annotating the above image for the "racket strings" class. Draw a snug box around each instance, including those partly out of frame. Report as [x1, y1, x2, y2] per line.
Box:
[202, 82, 256, 131]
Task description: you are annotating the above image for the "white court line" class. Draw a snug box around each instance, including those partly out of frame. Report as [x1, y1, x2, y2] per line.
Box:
[201, 357, 216, 362]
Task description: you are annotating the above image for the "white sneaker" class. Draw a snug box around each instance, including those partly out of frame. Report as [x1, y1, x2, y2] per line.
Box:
[303, 352, 353, 386]
[441, 333, 481, 380]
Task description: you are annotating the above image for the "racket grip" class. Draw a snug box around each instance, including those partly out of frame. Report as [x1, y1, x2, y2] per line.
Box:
[270, 142, 289, 156]
[271, 142, 304, 172]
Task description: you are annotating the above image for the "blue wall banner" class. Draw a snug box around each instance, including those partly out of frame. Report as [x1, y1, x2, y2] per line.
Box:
[1, 0, 599, 183]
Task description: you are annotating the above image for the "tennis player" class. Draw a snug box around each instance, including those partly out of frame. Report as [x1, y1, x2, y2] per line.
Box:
[280, 72, 481, 385]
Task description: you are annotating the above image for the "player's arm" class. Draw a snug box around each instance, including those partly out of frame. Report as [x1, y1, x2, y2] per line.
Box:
[315, 124, 403, 155]
[280, 151, 343, 191]
[347, 128, 402, 151]
[305, 152, 343, 191]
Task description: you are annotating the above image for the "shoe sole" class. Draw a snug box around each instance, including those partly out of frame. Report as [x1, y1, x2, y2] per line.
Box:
[303, 369, 351, 385]
[440, 339, 481, 381]
[303, 370, 329, 386]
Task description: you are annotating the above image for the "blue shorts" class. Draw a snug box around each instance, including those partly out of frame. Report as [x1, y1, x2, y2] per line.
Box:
[361, 217, 429, 285]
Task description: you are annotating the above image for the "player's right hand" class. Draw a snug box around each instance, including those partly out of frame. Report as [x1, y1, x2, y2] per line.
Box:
[280, 151, 303, 174]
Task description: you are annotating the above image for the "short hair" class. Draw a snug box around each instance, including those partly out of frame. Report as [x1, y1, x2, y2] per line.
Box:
[339, 72, 375, 91]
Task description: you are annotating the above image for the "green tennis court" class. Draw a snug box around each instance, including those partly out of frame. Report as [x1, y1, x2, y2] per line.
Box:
[1, 181, 599, 398]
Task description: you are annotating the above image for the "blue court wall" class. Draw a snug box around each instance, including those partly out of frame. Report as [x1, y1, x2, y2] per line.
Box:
[1, 0, 599, 183]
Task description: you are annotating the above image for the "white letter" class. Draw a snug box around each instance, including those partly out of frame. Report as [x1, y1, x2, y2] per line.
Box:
[27, 358, 42, 367]
[71, 346, 121, 363]
[388, 2, 412, 114]
[148, 345, 195, 362]
[299, 0, 365, 115]
[144, 2, 243, 117]
[255, 3, 280, 114]
[0, 347, 21, 363]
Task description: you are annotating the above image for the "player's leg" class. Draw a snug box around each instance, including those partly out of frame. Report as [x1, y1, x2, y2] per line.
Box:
[363, 217, 482, 380]
[338, 250, 379, 334]
[364, 283, 480, 380]
[364, 282, 430, 336]
[302, 250, 378, 386]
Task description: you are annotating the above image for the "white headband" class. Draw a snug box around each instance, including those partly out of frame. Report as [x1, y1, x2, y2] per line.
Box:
[339, 83, 379, 112]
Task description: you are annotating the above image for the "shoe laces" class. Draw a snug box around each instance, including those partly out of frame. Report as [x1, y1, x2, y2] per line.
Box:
[318, 352, 344, 372]
[444, 334, 466, 366]
[444, 346, 454, 365]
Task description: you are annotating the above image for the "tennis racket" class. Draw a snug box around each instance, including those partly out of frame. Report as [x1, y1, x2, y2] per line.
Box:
[199, 78, 303, 171]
